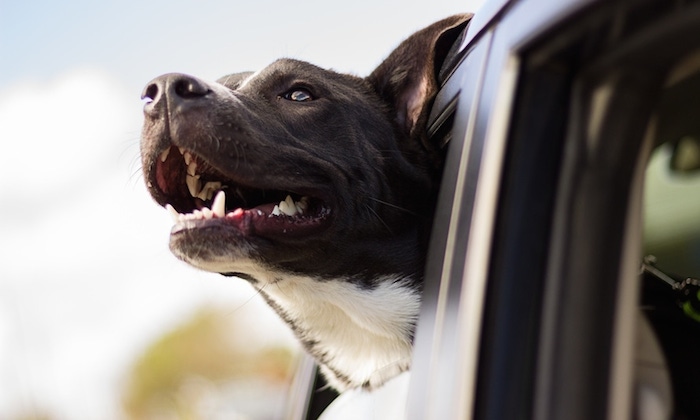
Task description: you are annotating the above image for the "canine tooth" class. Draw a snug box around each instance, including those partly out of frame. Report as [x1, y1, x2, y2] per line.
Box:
[212, 191, 226, 217]
[160, 148, 171, 162]
[187, 161, 197, 176]
[184, 151, 193, 166]
[178, 147, 185, 155]
[186, 175, 202, 197]
[272, 205, 281, 216]
[165, 204, 180, 223]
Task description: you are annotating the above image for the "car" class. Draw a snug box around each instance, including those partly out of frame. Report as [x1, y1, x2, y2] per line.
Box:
[287, 0, 700, 418]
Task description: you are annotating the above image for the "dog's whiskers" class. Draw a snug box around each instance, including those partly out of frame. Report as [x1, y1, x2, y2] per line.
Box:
[224, 281, 270, 317]
[230, 138, 246, 172]
[210, 133, 222, 153]
[126, 149, 146, 188]
[127, 167, 145, 188]
[365, 204, 394, 235]
[115, 136, 150, 190]
[367, 197, 418, 217]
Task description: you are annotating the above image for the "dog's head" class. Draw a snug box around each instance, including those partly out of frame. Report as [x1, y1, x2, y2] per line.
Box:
[140, 15, 471, 287]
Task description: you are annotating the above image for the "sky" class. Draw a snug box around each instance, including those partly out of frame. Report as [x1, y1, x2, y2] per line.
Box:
[0, 0, 485, 417]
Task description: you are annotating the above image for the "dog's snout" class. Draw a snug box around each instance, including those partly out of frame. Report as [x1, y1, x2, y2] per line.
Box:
[141, 73, 211, 116]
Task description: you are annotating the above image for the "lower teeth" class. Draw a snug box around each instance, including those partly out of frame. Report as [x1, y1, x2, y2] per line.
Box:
[166, 191, 309, 223]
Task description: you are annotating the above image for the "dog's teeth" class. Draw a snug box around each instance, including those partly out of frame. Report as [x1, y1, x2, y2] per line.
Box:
[272, 205, 281, 216]
[184, 151, 193, 166]
[296, 196, 309, 213]
[165, 204, 180, 223]
[212, 191, 226, 217]
[201, 207, 213, 219]
[285, 195, 295, 208]
[196, 181, 222, 201]
[186, 174, 202, 197]
[159, 148, 171, 162]
[187, 160, 197, 176]
[178, 147, 185, 155]
[279, 195, 298, 216]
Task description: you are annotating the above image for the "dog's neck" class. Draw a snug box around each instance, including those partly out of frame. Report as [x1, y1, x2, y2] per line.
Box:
[252, 270, 420, 391]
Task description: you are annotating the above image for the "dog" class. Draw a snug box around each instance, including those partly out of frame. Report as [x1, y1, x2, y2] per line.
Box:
[140, 14, 472, 391]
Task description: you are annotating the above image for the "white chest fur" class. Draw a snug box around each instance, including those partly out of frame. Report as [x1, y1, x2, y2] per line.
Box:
[258, 273, 421, 391]
[187, 256, 421, 390]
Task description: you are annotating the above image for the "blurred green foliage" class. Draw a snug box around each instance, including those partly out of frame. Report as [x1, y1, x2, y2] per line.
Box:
[121, 306, 295, 419]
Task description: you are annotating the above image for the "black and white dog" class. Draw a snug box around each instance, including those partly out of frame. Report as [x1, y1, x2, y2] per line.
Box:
[140, 14, 471, 391]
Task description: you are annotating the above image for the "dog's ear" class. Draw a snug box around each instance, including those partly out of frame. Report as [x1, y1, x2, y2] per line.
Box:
[367, 14, 472, 140]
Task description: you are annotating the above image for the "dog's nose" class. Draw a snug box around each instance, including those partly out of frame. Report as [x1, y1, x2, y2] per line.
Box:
[141, 73, 210, 116]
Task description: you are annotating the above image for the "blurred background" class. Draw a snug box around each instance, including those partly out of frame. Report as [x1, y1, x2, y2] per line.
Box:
[0, 0, 484, 418]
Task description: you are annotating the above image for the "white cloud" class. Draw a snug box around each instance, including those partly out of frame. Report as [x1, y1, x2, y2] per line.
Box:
[0, 68, 139, 196]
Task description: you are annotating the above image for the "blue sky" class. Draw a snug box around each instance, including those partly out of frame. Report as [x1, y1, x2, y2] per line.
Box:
[0, 0, 483, 417]
[2, 0, 478, 89]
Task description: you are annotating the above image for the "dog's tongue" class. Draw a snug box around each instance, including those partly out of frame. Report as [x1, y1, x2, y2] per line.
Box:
[167, 191, 331, 238]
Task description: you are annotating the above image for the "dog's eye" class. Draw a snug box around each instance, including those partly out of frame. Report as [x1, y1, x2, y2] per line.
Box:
[282, 89, 314, 102]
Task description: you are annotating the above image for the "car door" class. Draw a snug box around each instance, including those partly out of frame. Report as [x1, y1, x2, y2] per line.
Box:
[411, 0, 700, 419]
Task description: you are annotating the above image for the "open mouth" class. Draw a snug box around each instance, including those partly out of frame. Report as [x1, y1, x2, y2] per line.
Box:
[152, 146, 332, 238]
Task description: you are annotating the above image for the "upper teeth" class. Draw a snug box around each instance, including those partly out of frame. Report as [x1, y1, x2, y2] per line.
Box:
[163, 147, 311, 223]
[167, 148, 224, 201]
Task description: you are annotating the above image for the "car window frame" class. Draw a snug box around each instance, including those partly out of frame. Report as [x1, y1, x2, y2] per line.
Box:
[409, 0, 700, 419]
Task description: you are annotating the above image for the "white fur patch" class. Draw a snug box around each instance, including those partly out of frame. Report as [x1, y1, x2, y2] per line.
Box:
[261, 273, 420, 390]
[191, 255, 419, 390]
